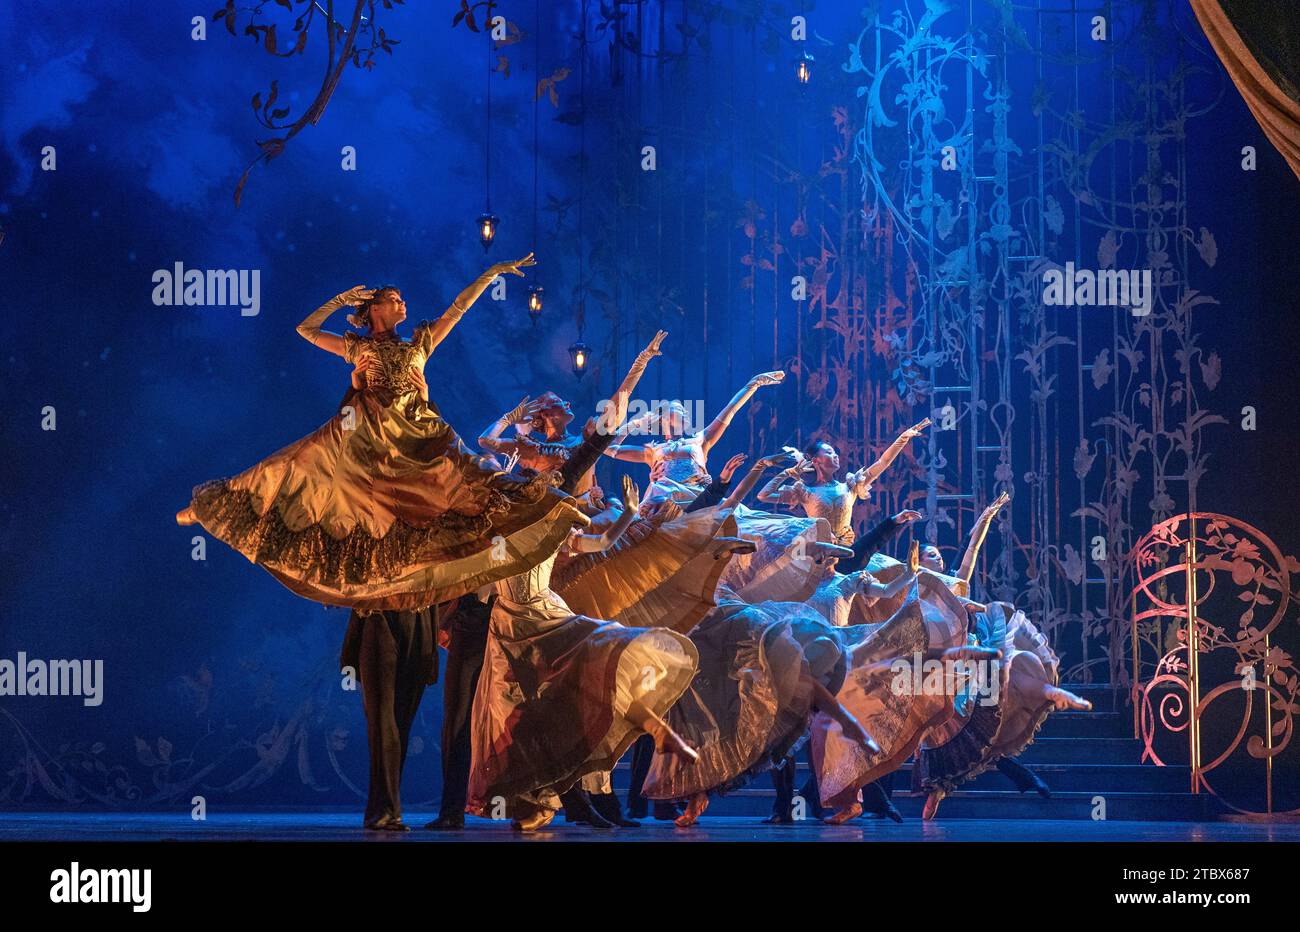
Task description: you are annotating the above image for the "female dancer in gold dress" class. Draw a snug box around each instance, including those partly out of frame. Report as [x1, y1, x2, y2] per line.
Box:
[602, 370, 786, 512]
[176, 256, 585, 611]
[466, 333, 701, 832]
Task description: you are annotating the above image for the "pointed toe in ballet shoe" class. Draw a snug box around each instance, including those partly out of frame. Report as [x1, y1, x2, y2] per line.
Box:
[364, 818, 410, 832]
[809, 542, 855, 564]
[674, 795, 709, 827]
[655, 730, 700, 764]
[511, 808, 556, 833]
[1045, 685, 1092, 712]
[921, 791, 945, 821]
[825, 803, 862, 825]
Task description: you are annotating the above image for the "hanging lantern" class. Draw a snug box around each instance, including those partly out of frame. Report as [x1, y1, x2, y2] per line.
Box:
[527, 285, 544, 324]
[568, 340, 591, 379]
[796, 50, 814, 85]
[477, 212, 499, 250]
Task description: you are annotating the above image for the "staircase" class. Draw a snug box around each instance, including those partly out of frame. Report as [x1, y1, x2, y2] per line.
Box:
[611, 684, 1224, 821]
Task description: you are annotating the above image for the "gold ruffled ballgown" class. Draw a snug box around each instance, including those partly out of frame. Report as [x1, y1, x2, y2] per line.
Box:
[552, 504, 753, 635]
[809, 570, 970, 811]
[466, 546, 698, 816]
[183, 323, 584, 611]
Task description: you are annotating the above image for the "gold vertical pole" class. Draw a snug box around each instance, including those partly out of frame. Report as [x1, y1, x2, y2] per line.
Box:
[1265, 630, 1274, 815]
[1131, 589, 1140, 740]
[1186, 519, 1201, 793]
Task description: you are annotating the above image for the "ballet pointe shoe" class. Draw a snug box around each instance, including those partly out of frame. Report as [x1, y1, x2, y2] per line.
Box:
[809, 542, 854, 564]
[511, 806, 556, 833]
[1044, 684, 1092, 712]
[176, 506, 197, 526]
[674, 793, 709, 827]
[631, 703, 699, 765]
[921, 789, 946, 821]
[825, 802, 862, 825]
[655, 727, 699, 764]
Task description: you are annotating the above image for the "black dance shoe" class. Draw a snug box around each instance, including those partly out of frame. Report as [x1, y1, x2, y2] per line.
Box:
[998, 758, 1052, 798]
[560, 788, 615, 829]
[424, 812, 465, 831]
[627, 794, 650, 819]
[1019, 772, 1052, 798]
[861, 782, 905, 823]
[652, 800, 681, 821]
[591, 792, 641, 827]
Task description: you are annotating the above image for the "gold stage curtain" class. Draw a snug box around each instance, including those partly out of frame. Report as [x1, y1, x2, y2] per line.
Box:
[1190, 0, 1300, 181]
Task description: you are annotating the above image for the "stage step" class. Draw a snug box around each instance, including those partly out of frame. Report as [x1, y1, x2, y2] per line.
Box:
[1036, 710, 1130, 738]
[605, 683, 1219, 821]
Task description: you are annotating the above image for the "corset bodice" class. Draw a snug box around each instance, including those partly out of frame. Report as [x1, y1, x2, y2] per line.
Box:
[800, 482, 857, 542]
[648, 434, 709, 485]
[354, 336, 427, 398]
[493, 549, 560, 603]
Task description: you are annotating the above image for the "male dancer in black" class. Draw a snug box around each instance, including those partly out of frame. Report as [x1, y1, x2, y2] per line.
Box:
[426, 593, 492, 830]
[339, 607, 438, 830]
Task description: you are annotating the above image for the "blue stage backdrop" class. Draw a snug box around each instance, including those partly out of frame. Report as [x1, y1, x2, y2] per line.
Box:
[1, 0, 1297, 812]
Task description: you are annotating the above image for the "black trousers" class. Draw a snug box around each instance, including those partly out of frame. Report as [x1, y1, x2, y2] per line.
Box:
[771, 744, 823, 817]
[438, 598, 490, 816]
[626, 733, 656, 813]
[341, 608, 436, 827]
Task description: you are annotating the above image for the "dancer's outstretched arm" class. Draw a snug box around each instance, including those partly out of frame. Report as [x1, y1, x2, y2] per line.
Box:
[684, 453, 746, 513]
[860, 567, 917, 602]
[600, 330, 667, 434]
[718, 451, 797, 510]
[756, 454, 808, 506]
[955, 491, 1010, 583]
[853, 418, 930, 492]
[296, 285, 375, 357]
[425, 253, 536, 355]
[559, 332, 666, 493]
[837, 510, 923, 574]
[700, 370, 785, 454]
[478, 396, 537, 456]
[569, 478, 641, 552]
